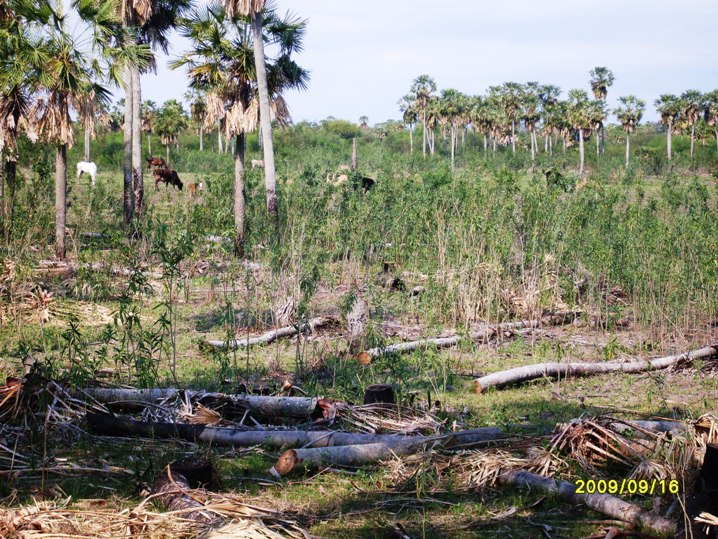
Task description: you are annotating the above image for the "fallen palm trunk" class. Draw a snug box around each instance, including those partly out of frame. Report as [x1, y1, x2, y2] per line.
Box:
[206, 317, 332, 350]
[500, 469, 675, 535]
[274, 441, 422, 476]
[77, 388, 319, 419]
[86, 413, 505, 449]
[364, 311, 580, 359]
[474, 345, 718, 392]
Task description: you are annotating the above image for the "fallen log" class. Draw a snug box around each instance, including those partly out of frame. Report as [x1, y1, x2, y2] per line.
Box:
[86, 413, 506, 449]
[206, 317, 332, 350]
[273, 441, 419, 476]
[363, 311, 580, 359]
[151, 466, 218, 526]
[77, 388, 319, 419]
[474, 345, 718, 393]
[499, 469, 675, 536]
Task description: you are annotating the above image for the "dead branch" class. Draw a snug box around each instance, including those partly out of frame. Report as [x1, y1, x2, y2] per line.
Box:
[363, 311, 580, 359]
[474, 345, 718, 392]
[206, 317, 333, 350]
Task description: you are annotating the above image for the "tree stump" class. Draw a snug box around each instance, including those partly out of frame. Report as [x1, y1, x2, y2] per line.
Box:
[364, 384, 395, 405]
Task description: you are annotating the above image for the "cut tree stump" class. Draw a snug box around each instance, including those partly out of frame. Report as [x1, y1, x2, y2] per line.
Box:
[364, 384, 395, 405]
[474, 345, 718, 392]
[363, 311, 580, 359]
[206, 317, 332, 350]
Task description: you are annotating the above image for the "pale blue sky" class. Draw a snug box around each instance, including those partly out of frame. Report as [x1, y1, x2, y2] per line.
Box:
[136, 0, 717, 124]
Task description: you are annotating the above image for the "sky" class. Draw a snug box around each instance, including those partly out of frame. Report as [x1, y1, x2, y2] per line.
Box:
[132, 0, 718, 124]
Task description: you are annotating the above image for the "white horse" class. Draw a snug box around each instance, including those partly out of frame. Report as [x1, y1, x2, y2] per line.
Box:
[76, 161, 97, 186]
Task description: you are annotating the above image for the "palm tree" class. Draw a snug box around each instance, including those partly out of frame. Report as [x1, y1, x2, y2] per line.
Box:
[538, 84, 561, 154]
[398, 95, 417, 153]
[589, 67, 614, 155]
[704, 90, 718, 152]
[613, 95, 645, 168]
[409, 74, 436, 158]
[654, 94, 681, 161]
[174, 2, 308, 257]
[567, 89, 592, 176]
[154, 99, 189, 164]
[680, 90, 704, 164]
[587, 99, 607, 158]
[141, 99, 157, 154]
[358, 115, 368, 128]
[497, 82, 523, 155]
[223, 0, 279, 219]
[437, 88, 465, 171]
[521, 82, 541, 164]
[185, 90, 207, 151]
[34, 31, 109, 259]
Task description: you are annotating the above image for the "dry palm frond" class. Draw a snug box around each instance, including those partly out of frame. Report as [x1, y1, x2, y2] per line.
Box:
[243, 98, 259, 134]
[271, 95, 291, 127]
[695, 512, 718, 527]
[333, 403, 444, 435]
[463, 450, 527, 489]
[385, 450, 454, 494]
[224, 99, 246, 137]
[0, 489, 307, 539]
[204, 91, 226, 130]
[224, 0, 265, 18]
[180, 403, 222, 426]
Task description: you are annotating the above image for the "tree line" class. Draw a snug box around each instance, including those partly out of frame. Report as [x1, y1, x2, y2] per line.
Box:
[399, 69, 718, 175]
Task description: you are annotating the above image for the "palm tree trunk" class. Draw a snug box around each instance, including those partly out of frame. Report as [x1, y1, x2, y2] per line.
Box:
[148, 133, 152, 156]
[218, 125, 223, 153]
[484, 133, 487, 154]
[601, 123, 606, 155]
[351, 137, 357, 170]
[596, 131, 600, 157]
[625, 132, 630, 168]
[690, 124, 695, 162]
[422, 110, 426, 157]
[4, 160, 16, 243]
[666, 125, 672, 161]
[123, 66, 134, 227]
[578, 129, 585, 177]
[530, 129, 535, 163]
[84, 128, 91, 162]
[55, 144, 67, 259]
[251, 14, 278, 220]
[132, 66, 143, 218]
[450, 126, 456, 171]
[544, 134, 548, 153]
[166, 144, 170, 164]
[199, 126, 204, 151]
[409, 125, 413, 153]
[714, 129, 718, 152]
[511, 121, 516, 155]
[234, 132, 246, 258]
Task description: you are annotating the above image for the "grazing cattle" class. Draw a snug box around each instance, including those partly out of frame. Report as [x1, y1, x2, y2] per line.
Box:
[76, 161, 97, 186]
[153, 168, 183, 191]
[188, 182, 203, 196]
[146, 156, 166, 170]
[251, 159, 264, 169]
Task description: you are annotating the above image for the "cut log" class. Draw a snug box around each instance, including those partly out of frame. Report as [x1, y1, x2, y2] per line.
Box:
[475, 345, 718, 393]
[364, 384, 395, 405]
[206, 317, 332, 350]
[273, 441, 419, 476]
[77, 388, 319, 419]
[363, 311, 580, 358]
[499, 469, 675, 536]
[86, 413, 505, 449]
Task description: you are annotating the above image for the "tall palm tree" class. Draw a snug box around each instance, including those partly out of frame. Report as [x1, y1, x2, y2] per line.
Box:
[174, 2, 307, 257]
[437, 88, 465, 171]
[704, 90, 718, 152]
[521, 82, 541, 164]
[587, 99, 607, 158]
[680, 90, 704, 164]
[223, 0, 279, 219]
[567, 89, 592, 176]
[409, 74, 436, 158]
[186, 90, 207, 150]
[538, 84, 561, 154]
[398, 95, 417, 154]
[35, 31, 109, 259]
[498, 82, 523, 155]
[654, 94, 681, 161]
[589, 66, 614, 155]
[613, 95, 645, 168]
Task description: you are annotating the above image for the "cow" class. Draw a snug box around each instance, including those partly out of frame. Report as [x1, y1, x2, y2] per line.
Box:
[251, 159, 264, 169]
[153, 168, 183, 191]
[76, 161, 97, 186]
[188, 182, 203, 196]
[146, 156, 167, 170]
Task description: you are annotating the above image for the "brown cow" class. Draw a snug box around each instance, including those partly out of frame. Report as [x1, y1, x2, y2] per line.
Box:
[153, 168, 183, 191]
[188, 182, 203, 196]
[146, 156, 167, 170]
